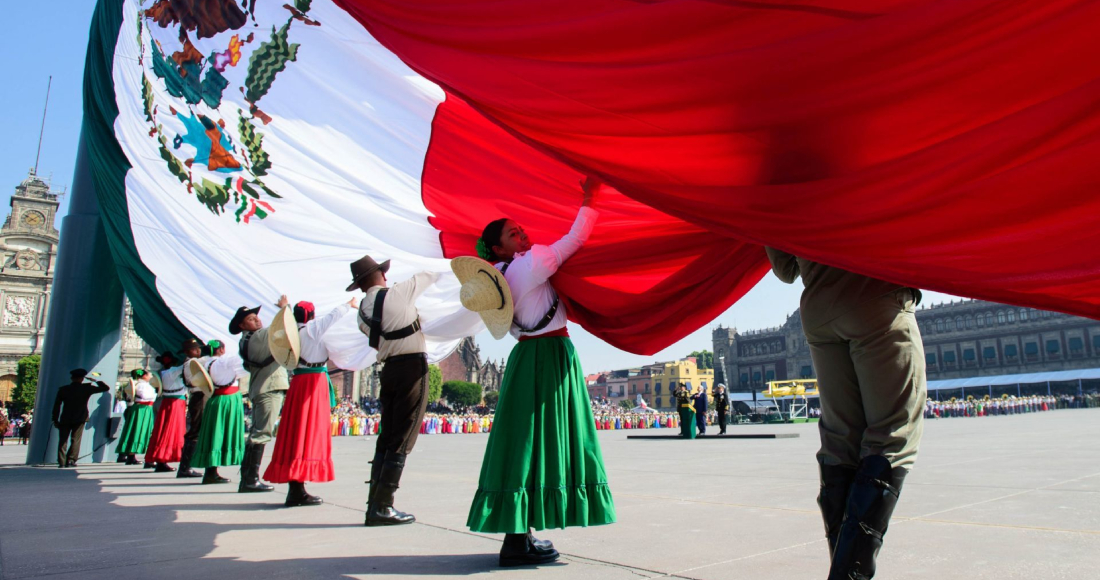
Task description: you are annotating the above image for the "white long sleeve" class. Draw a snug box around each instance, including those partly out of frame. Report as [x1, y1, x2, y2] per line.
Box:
[502, 206, 599, 338]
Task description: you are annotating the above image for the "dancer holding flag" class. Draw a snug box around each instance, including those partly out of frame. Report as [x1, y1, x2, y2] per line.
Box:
[348, 255, 439, 526]
[458, 177, 614, 567]
[230, 298, 291, 494]
[191, 341, 246, 485]
[116, 369, 157, 465]
[146, 353, 188, 472]
[264, 299, 356, 507]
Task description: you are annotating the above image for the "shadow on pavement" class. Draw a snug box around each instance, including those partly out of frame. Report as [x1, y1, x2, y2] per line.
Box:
[0, 466, 500, 579]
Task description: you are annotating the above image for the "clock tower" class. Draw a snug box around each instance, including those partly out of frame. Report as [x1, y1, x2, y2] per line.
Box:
[0, 169, 62, 404]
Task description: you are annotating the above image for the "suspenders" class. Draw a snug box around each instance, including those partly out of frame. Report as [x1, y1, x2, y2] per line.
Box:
[239, 332, 275, 370]
[364, 288, 422, 350]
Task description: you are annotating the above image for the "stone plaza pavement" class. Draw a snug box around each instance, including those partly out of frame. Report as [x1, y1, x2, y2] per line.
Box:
[1, 409, 1098, 580]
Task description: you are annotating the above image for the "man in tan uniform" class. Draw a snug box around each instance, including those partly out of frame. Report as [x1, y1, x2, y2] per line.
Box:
[766, 248, 926, 580]
[230, 295, 291, 493]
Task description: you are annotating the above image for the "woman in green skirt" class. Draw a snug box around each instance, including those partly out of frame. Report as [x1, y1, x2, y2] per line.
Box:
[466, 177, 614, 567]
[117, 369, 157, 465]
[191, 341, 246, 485]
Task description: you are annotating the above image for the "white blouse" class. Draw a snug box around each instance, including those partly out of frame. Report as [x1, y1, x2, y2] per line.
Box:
[298, 304, 353, 366]
[133, 380, 157, 403]
[209, 353, 249, 387]
[497, 206, 598, 339]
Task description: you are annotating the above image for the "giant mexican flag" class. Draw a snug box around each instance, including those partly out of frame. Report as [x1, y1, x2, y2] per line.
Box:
[86, 0, 1100, 363]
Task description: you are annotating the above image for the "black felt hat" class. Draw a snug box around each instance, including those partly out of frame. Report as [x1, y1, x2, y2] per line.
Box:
[229, 305, 261, 335]
[346, 255, 390, 292]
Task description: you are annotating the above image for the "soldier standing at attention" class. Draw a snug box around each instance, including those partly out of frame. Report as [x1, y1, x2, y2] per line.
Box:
[51, 369, 110, 468]
[229, 295, 291, 493]
[765, 248, 926, 580]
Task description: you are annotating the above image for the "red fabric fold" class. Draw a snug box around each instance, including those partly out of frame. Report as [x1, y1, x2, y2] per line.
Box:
[335, 0, 1100, 352]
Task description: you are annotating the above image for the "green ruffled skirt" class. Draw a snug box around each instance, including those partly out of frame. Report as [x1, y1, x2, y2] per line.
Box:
[117, 404, 155, 454]
[467, 336, 615, 533]
[192, 392, 245, 468]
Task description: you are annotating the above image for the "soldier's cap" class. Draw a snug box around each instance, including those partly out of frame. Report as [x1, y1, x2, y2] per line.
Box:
[181, 338, 203, 351]
[229, 305, 261, 335]
[70, 368, 88, 378]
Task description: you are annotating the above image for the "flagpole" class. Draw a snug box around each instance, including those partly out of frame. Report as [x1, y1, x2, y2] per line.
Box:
[34, 76, 52, 176]
[26, 128, 125, 465]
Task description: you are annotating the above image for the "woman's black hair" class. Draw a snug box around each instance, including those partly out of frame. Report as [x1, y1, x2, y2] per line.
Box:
[477, 218, 510, 261]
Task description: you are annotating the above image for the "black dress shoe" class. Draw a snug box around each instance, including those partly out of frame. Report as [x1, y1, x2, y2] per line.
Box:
[177, 468, 202, 478]
[365, 505, 415, 526]
[125, 455, 141, 466]
[202, 470, 231, 485]
[499, 533, 560, 567]
[143, 462, 155, 469]
[154, 463, 176, 473]
[285, 481, 323, 507]
[527, 532, 556, 555]
[240, 480, 275, 493]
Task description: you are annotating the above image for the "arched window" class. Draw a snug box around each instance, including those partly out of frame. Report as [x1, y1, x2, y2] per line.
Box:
[1007, 310, 1016, 323]
[976, 315, 984, 327]
[965, 316, 974, 329]
[986, 313, 994, 326]
[1019, 309, 1028, 321]
[955, 317, 963, 331]
[997, 311, 1006, 324]
[936, 319, 944, 332]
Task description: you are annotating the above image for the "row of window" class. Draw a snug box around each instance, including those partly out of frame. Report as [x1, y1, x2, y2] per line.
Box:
[926, 335, 1095, 366]
[928, 308, 1052, 333]
[739, 370, 776, 386]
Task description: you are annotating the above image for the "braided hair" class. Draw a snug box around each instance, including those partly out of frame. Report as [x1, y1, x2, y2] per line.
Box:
[477, 218, 510, 262]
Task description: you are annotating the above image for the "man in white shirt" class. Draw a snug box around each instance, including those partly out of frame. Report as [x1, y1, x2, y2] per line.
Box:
[348, 255, 438, 527]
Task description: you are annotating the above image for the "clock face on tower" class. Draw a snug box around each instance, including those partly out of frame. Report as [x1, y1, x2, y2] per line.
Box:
[20, 211, 45, 228]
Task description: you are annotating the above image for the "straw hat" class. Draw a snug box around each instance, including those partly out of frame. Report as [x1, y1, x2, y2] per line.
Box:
[451, 256, 513, 339]
[187, 358, 214, 399]
[267, 305, 301, 368]
[148, 371, 163, 396]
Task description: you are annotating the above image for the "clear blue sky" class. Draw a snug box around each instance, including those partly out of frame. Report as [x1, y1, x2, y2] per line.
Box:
[0, 1, 956, 373]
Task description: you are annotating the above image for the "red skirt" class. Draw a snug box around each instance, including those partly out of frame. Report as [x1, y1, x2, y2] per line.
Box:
[145, 397, 186, 463]
[264, 372, 334, 483]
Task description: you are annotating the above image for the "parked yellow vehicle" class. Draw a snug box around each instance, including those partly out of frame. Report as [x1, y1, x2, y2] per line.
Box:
[762, 379, 820, 398]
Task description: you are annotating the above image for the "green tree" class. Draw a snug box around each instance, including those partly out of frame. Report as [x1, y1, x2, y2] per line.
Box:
[483, 391, 500, 409]
[619, 400, 633, 411]
[428, 364, 443, 403]
[442, 380, 483, 409]
[11, 355, 41, 414]
[688, 350, 713, 370]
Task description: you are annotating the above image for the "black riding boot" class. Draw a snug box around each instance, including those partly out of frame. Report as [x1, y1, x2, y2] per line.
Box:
[364, 450, 386, 525]
[818, 459, 857, 557]
[202, 467, 230, 484]
[827, 455, 907, 580]
[177, 440, 201, 478]
[285, 480, 323, 507]
[365, 452, 415, 526]
[499, 532, 560, 567]
[239, 443, 274, 493]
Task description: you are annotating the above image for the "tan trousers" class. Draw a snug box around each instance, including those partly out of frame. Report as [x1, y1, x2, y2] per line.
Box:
[247, 390, 285, 445]
[804, 289, 927, 470]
